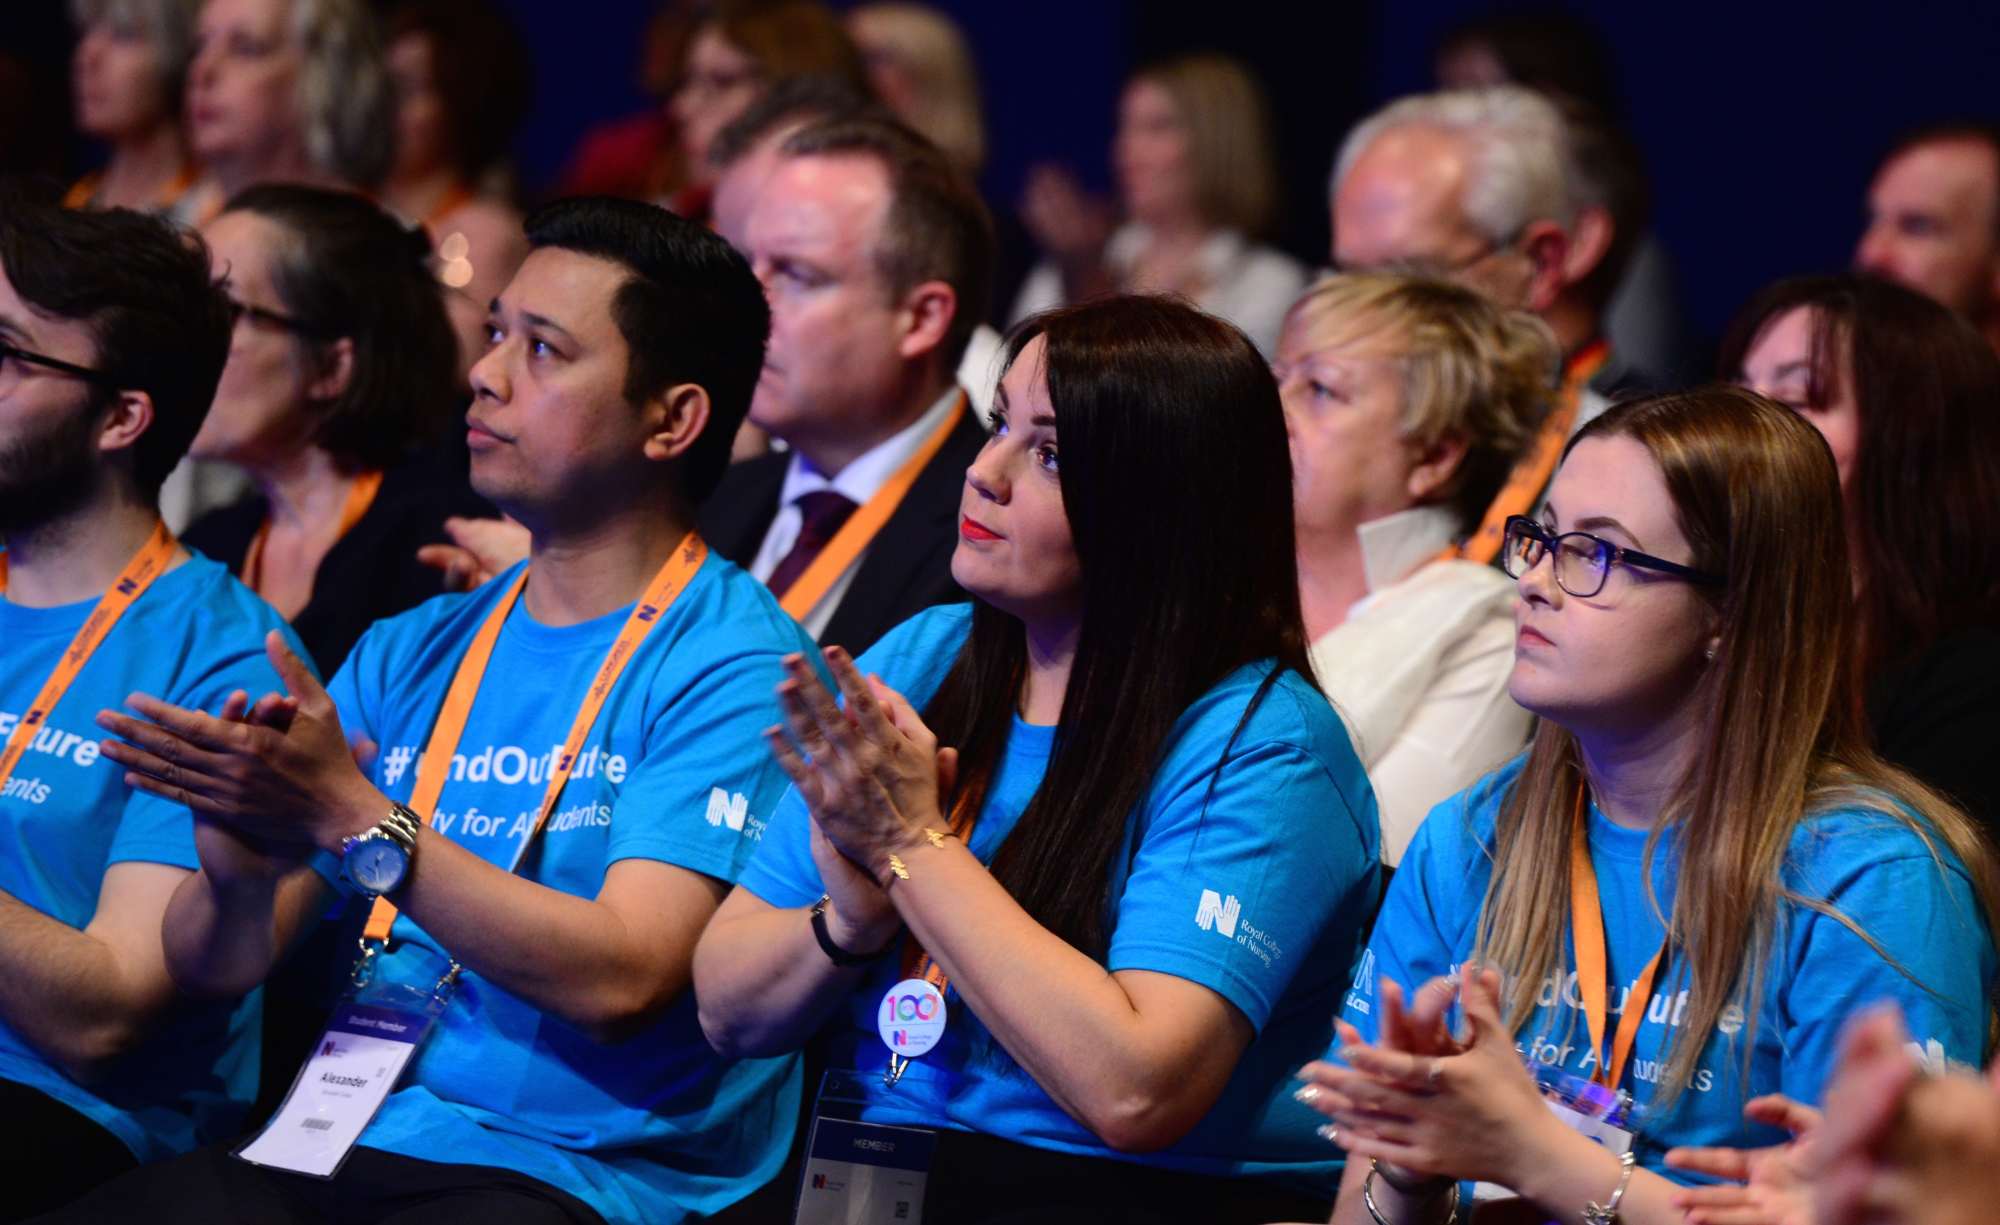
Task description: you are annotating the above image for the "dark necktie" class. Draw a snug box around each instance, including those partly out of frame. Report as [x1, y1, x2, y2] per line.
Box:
[766, 489, 860, 599]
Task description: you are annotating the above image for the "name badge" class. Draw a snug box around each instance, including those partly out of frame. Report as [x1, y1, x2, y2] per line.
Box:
[796, 1116, 937, 1224]
[235, 999, 433, 1178]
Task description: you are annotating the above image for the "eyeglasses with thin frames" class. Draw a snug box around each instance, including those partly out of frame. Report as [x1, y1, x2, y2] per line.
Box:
[1501, 514, 1725, 599]
[0, 339, 117, 394]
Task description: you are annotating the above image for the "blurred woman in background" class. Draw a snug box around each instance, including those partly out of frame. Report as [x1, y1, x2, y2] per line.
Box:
[66, 0, 202, 219]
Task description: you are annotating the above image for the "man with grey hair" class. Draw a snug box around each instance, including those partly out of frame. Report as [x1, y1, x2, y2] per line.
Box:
[1329, 85, 1633, 562]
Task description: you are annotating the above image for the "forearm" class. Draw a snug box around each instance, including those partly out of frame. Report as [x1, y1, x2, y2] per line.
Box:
[389, 828, 699, 1039]
[1511, 1127, 1684, 1225]
[890, 838, 1224, 1150]
[0, 889, 166, 1079]
[162, 864, 326, 997]
[693, 894, 891, 1057]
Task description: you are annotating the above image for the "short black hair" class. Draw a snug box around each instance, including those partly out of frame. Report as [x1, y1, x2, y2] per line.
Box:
[522, 196, 769, 505]
[0, 180, 231, 504]
[781, 116, 995, 367]
[223, 184, 460, 471]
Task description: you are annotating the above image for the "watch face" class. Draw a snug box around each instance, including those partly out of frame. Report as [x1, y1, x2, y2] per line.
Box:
[344, 837, 409, 894]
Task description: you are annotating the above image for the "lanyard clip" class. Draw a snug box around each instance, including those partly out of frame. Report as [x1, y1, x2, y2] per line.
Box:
[882, 1054, 909, 1089]
[431, 961, 463, 1011]
[350, 937, 382, 990]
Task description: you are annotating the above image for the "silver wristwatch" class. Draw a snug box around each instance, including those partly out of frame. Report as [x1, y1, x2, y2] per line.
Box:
[339, 802, 421, 896]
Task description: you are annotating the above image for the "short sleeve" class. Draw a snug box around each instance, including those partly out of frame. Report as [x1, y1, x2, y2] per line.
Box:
[1776, 834, 1994, 1101]
[606, 644, 802, 884]
[735, 787, 821, 909]
[107, 625, 307, 870]
[1337, 796, 1489, 1047]
[1105, 737, 1375, 1032]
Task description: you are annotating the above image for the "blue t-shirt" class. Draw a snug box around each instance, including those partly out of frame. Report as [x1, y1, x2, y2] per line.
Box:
[0, 553, 297, 1162]
[1342, 754, 1997, 1179]
[322, 556, 811, 1225]
[738, 604, 1382, 1195]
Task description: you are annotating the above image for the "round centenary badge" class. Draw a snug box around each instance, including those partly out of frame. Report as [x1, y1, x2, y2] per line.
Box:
[877, 977, 948, 1059]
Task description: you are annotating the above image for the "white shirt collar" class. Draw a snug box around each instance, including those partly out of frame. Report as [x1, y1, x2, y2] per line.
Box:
[1356, 505, 1461, 596]
[778, 384, 965, 509]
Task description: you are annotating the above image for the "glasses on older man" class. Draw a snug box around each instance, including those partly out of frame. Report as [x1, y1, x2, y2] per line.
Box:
[1501, 514, 1725, 599]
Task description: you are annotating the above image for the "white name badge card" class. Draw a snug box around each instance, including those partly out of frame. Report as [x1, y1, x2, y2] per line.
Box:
[1471, 1098, 1634, 1202]
[236, 1001, 431, 1177]
[796, 1116, 937, 1225]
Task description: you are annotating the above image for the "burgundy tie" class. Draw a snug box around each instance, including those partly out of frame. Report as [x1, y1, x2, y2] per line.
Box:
[766, 490, 860, 599]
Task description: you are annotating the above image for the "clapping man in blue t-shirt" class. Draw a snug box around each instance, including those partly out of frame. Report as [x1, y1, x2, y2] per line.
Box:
[77, 199, 815, 1225]
[0, 188, 300, 1217]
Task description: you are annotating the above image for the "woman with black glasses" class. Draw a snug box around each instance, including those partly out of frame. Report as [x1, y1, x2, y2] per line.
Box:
[183, 183, 479, 676]
[1296, 387, 1998, 1225]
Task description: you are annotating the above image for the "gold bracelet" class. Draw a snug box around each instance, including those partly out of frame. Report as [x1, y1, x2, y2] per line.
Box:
[921, 827, 953, 849]
[883, 853, 910, 884]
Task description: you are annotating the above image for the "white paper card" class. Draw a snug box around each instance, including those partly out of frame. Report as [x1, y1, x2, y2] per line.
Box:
[235, 1001, 428, 1178]
[796, 1116, 936, 1224]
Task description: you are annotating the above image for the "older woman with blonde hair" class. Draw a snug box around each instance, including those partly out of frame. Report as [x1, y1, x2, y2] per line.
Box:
[1281, 273, 1552, 862]
[181, 0, 392, 217]
[847, 2, 985, 176]
[1014, 53, 1307, 354]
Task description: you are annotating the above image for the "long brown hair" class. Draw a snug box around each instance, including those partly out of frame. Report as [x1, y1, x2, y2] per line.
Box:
[1473, 386, 2000, 1103]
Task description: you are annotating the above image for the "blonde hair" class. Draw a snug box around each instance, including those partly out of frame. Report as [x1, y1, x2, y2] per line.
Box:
[1472, 386, 2000, 1106]
[847, 3, 985, 175]
[287, 0, 393, 187]
[1132, 54, 1279, 237]
[1281, 272, 1557, 529]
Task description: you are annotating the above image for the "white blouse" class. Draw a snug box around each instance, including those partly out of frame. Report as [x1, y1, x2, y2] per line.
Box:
[1309, 507, 1533, 865]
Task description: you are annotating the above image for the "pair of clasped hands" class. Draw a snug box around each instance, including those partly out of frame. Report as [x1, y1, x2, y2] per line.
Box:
[770, 646, 957, 929]
[1291, 968, 1878, 1225]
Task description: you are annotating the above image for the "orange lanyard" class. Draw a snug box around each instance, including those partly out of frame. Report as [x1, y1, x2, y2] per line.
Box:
[778, 394, 967, 620]
[358, 533, 709, 947]
[243, 470, 384, 596]
[1568, 782, 1666, 1092]
[0, 521, 177, 791]
[63, 163, 196, 212]
[422, 183, 475, 230]
[1455, 339, 1611, 564]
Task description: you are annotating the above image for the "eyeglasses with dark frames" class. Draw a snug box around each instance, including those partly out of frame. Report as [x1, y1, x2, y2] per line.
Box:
[1501, 514, 1726, 599]
[0, 339, 117, 389]
[225, 296, 325, 337]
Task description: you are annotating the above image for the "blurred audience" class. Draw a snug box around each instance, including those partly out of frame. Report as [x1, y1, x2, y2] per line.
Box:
[181, 0, 393, 219]
[1331, 86, 1618, 563]
[847, 2, 985, 177]
[182, 184, 474, 676]
[66, 0, 202, 220]
[1013, 54, 1306, 356]
[1279, 274, 1549, 863]
[1431, 7, 1688, 382]
[1727, 274, 2000, 834]
[1855, 122, 2000, 352]
[380, 0, 533, 380]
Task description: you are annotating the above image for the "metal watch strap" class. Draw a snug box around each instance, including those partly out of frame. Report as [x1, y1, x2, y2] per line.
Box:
[377, 803, 421, 852]
[809, 894, 892, 967]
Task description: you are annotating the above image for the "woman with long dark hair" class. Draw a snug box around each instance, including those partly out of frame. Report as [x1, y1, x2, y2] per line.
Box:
[1296, 388, 1997, 1224]
[1727, 274, 2000, 834]
[693, 296, 1380, 1221]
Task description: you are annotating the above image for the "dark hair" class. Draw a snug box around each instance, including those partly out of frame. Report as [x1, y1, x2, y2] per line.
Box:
[1717, 274, 2000, 681]
[781, 115, 994, 367]
[0, 181, 230, 503]
[388, 0, 534, 184]
[523, 195, 769, 505]
[706, 72, 883, 171]
[222, 184, 459, 472]
[1870, 121, 2000, 240]
[1558, 97, 1650, 312]
[1435, 8, 1620, 115]
[711, 0, 870, 94]
[921, 296, 1313, 958]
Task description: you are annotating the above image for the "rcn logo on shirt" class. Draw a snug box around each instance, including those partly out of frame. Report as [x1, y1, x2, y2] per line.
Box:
[1195, 888, 1285, 969]
[704, 788, 765, 840]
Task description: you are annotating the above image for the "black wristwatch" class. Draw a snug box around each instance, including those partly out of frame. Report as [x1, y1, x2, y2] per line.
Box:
[809, 894, 896, 966]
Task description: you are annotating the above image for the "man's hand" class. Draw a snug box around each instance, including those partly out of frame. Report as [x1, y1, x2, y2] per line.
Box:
[98, 631, 386, 858]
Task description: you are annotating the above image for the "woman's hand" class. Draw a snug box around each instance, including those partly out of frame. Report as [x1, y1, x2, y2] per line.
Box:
[766, 646, 949, 886]
[1664, 1095, 1822, 1225]
[1296, 966, 1570, 1190]
[415, 515, 531, 591]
